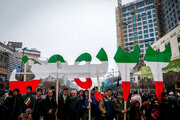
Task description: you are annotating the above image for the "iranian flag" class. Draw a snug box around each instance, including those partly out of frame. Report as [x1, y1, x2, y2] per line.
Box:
[144, 45, 171, 101]
[24, 97, 31, 106]
[114, 45, 140, 101]
[23, 49, 40, 57]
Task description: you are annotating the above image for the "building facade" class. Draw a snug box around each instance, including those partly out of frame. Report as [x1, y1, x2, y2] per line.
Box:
[116, 0, 159, 60]
[155, 0, 180, 38]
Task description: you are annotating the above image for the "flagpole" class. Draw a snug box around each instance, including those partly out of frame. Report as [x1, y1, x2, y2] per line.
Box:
[88, 64, 91, 120]
[24, 62, 27, 81]
[124, 101, 127, 120]
[56, 61, 59, 120]
[97, 71, 100, 92]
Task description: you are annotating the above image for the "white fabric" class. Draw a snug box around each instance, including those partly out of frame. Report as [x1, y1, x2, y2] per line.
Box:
[31, 62, 108, 79]
[146, 62, 168, 82]
[117, 63, 137, 82]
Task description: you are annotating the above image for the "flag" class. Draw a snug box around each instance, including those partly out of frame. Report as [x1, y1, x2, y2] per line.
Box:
[94, 92, 103, 101]
[144, 45, 171, 101]
[114, 45, 140, 101]
[24, 97, 31, 106]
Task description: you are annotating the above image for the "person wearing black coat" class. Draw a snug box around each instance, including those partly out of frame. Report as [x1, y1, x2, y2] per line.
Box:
[3, 88, 23, 120]
[32, 88, 43, 120]
[21, 86, 35, 113]
[160, 92, 175, 120]
[42, 89, 57, 120]
[68, 90, 82, 120]
[57, 88, 70, 120]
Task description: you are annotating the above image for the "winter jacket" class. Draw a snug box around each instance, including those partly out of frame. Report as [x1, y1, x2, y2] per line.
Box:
[32, 96, 43, 120]
[68, 96, 82, 120]
[4, 95, 23, 120]
[42, 96, 57, 120]
[21, 94, 35, 113]
[57, 94, 70, 119]
[113, 98, 130, 120]
[99, 96, 115, 120]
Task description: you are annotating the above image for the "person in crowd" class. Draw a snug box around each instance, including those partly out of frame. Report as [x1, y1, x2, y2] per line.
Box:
[57, 88, 70, 120]
[160, 92, 175, 120]
[131, 91, 142, 106]
[91, 86, 102, 120]
[174, 97, 180, 120]
[82, 89, 92, 120]
[99, 88, 115, 120]
[51, 86, 56, 100]
[113, 91, 130, 120]
[129, 100, 141, 120]
[32, 88, 43, 120]
[0, 89, 5, 119]
[140, 95, 154, 120]
[42, 88, 57, 120]
[18, 108, 33, 120]
[68, 90, 82, 120]
[150, 98, 160, 120]
[22, 86, 35, 113]
[78, 89, 84, 119]
[3, 88, 23, 120]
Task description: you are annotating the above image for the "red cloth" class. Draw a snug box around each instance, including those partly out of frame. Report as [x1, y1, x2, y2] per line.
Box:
[74, 78, 92, 89]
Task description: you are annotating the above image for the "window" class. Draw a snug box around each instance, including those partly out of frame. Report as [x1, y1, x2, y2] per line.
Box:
[130, 47, 133, 50]
[149, 24, 153, 27]
[150, 33, 154, 37]
[138, 18, 141, 21]
[145, 44, 149, 47]
[140, 45, 144, 48]
[129, 33, 132, 37]
[139, 36, 143, 39]
[144, 30, 148, 33]
[143, 21, 147, 24]
[156, 37, 158, 40]
[134, 37, 138, 40]
[146, 7, 150, 11]
[156, 32, 158, 36]
[134, 32, 138, 36]
[124, 26, 127, 29]
[132, 16, 136, 19]
[129, 38, 133, 41]
[125, 39, 128, 42]
[178, 37, 180, 43]
[135, 10, 138, 14]
[133, 24, 137, 27]
[148, 16, 152, 19]
[148, 20, 153, 23]
[143, 25, 148, 29]
[142, 17, 147, 20]
[149, 29, 153, 32]
[139, 31, 142, 34]
[134, 41, 138, 44]
[124, 30, 127, 33]
[128, 25, 132, 28]
[138, 27, 142, 30]
[133, 28, 137, 31]
[129, 29, 132, 32]
[144, 34, 148, 38]
[138, 23, 142, 26]
[133, 20, 136, 23]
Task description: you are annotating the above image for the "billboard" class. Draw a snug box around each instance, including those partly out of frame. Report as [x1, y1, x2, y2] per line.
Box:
[8, 41, 22, 48]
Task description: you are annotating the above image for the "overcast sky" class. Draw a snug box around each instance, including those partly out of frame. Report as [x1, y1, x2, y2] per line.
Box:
[0, 0, 135, 71]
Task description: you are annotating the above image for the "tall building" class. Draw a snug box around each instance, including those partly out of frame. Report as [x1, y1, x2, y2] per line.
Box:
[116, 0, 159, 61]
[155, 0, 180, 38]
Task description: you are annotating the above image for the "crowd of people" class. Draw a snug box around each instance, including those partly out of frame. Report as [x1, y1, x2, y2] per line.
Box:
[0, 86, 180, 120]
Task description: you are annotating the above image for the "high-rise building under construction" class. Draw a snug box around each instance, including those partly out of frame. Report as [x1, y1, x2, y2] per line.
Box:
[116, 0, 158, 61]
